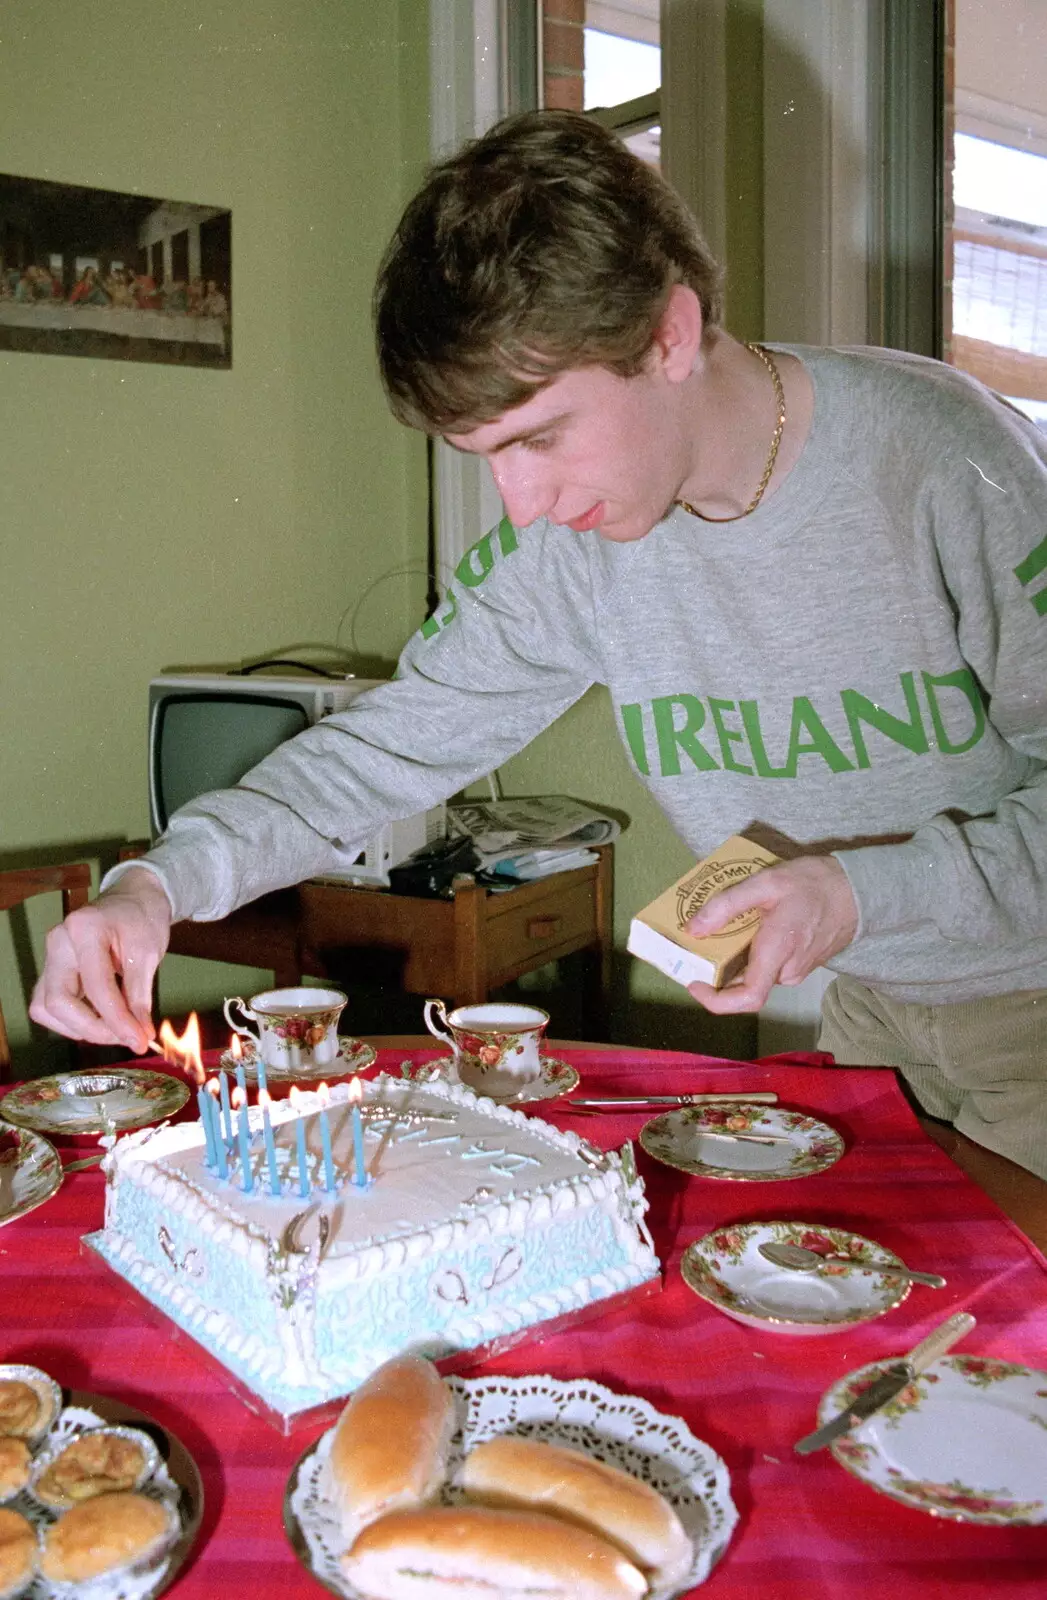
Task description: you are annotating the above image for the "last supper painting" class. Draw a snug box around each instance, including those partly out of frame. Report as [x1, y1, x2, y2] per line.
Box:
[0, 173, 231, 368]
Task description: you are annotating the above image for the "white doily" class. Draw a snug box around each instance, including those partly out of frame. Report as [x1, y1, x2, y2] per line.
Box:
[10, 1405, 184, 1600]
[288, 1374, 738, 1597]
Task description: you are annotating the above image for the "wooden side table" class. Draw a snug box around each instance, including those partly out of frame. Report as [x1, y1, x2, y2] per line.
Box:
[164, 845, 613, 1036]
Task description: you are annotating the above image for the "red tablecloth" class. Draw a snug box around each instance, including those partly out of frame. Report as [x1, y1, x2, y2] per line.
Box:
[3, 1046, 1047, 1597]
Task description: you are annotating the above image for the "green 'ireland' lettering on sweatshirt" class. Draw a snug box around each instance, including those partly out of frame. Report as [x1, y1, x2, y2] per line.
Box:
[922, 667, 986, 753]
[620, 668, 987, 778]
[420, 516, 519, 638]
[1014, 535, 1047, 617]
[841, 672, 928, 767]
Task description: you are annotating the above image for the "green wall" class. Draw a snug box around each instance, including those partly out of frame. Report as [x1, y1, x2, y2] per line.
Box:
[0, 0, 432, 1070]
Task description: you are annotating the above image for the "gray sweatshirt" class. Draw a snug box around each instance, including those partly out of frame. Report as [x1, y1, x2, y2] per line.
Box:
[131, 345, 1047, 1005]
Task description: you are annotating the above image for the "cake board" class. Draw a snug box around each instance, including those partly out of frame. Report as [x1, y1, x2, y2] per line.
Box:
[80, 1236, 661, 1435]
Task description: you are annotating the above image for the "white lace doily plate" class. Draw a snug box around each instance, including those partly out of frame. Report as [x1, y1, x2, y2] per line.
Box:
[7, 1390, 203, 1599]
[284, 1373, 738, 1597]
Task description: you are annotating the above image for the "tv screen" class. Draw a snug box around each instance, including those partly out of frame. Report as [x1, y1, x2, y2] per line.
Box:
[153, 693, 310, 831]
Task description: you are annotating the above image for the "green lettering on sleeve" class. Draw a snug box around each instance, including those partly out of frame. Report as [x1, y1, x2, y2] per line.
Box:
[455, 530, 497, 588]
[739, 700, 791, 777]
[419, 587, 458, 640]
[841, 672, 929, 768]
[709, 699, 754, 775]
[1015, 536, 1047, 588]
[922, 667, 987, 755]
[496, 513, 519, 556]
[619, 703, 651, 776]
[783, 698, 855, 777]
[651, 695, 719, 776]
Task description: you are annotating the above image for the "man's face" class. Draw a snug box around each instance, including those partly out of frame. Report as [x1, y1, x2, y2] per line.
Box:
[444, 360, 690, 543]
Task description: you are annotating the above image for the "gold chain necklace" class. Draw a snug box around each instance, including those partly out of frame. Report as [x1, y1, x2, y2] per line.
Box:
[674, 341, 786, 523]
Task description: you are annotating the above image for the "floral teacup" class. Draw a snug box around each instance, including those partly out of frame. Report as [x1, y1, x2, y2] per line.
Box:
[423, 1000, 548, 1098]
[224, 987, 347, 1073]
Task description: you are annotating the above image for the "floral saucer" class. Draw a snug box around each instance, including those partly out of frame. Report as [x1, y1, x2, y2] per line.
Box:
[0, 1069, 189, 1136]
[410, 1056, 580, 1104]
[680, 1221, 910, 1333]
[639, 1103, 843, 1181]
[821, 1355, 1047, 1524]
[218, 1035, 377, 1084]
[0, 1126, 62, 1226]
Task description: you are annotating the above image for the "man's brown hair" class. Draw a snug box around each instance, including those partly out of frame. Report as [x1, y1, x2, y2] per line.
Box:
[374, 110, 724, 433]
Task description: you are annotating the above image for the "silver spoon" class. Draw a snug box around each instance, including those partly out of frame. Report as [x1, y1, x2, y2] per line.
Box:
[759, 1239, 946, 1288]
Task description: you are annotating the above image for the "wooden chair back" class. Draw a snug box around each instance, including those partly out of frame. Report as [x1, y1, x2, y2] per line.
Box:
[0, 864, 91, 1082]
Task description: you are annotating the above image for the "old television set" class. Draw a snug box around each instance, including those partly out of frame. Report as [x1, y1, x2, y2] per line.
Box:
[148, 670, 445, 884]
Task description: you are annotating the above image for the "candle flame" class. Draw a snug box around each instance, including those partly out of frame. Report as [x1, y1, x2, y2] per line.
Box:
[230, 1033, 243, 1060]
[317, 1081, 331, 1108]
[157, 1013, 204, 1085]
[288, 1085, 303, 1106]
[348, 1076, 363, 1105]
[205, 1077, 220, 1099]
[258, 1088, 272, 1113]
[231, 1085, 247, 1110]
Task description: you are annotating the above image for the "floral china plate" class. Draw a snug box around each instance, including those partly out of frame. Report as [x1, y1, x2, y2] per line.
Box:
[0, 1126, 62, 1227]
[285, 1373, 738, 1598]
[0, 1069, 189, 1137]
[821, 1355, 1047, 1524]
[407, 1055, 580, 1104]
[219, 1036, 377, 1084]
[680, 1221, 910, 1333]
[639, 1103, 843, 1181]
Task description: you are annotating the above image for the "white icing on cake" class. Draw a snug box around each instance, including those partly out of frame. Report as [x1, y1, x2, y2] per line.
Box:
[86, 1075, 660, 1417]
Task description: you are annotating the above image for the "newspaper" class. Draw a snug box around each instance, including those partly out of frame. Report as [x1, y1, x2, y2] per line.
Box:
[446, 795, 621, 873]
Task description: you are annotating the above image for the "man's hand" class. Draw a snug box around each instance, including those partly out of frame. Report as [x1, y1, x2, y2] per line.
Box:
[29, 868, 173, 1052]
[685, 855, 858, 1014]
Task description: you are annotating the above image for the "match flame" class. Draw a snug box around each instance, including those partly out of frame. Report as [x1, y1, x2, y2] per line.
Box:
[229, 1034, 243, 1060]
[157, 1013, 204, 1086]
[317, 1082, 331, 1109]
[348, 1077, 363, 1106]
[231, 1085, 247, 1111]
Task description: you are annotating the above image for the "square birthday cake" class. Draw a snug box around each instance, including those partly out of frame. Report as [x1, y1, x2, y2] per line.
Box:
[86, 1074, 660, 1418]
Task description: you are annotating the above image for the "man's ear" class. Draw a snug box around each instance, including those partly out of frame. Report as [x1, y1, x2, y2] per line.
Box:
[649, 283, 703, 383]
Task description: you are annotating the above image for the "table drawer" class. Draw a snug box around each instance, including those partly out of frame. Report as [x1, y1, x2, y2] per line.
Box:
[485, 879, 597, 974]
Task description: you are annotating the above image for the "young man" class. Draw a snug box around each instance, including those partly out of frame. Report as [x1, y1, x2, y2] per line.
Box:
[31, 113, 1047, 1177]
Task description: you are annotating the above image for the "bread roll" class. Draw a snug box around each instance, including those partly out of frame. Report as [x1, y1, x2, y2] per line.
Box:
[0, 1507, 36, 1599]
[40, 1491, 172, 1584]
[462, 1437, 691, 1589]
[343, 1505, 648, 1600]
[327, 1355, 455, 1536]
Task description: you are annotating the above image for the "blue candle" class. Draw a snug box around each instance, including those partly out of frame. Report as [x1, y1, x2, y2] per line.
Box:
[235, 1062, 247, 1099]
[219, 1071, 234, 1145]
[197, 1088, 217, 1169]
[213, 1113, 229, 1181]
[237, 1102, 254, 1194]
[261, 1095, 280, 1197]
[351, 1102, 367, 1187]
[319, 1105, 336, 1194]
[295, 1115, 310, 1198]
[256, 1055, 268, 1099]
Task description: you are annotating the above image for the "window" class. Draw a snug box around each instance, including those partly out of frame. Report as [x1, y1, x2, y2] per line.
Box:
[945, 0, 1047, 428]
[541, 1, 661, 165]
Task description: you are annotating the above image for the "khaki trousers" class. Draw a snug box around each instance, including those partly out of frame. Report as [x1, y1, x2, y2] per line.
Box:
[818, 976, 1047, 1180]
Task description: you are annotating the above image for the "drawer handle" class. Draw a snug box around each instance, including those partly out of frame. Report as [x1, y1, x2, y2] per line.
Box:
[527, 915, 562, 939]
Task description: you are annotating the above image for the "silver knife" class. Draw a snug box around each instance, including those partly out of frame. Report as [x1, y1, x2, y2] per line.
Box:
[794, 1311, 976, 1455]
[566, 1092, 779, 1107]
